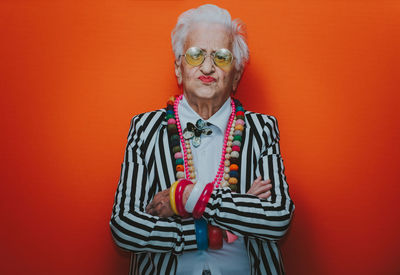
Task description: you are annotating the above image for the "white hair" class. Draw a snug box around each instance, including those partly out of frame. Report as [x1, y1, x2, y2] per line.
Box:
[171, 4, 249, 70]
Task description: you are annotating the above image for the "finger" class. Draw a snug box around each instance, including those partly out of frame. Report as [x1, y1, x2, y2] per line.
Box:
[252, 184, 272, 196]
[149, 200, 164, 215]
[258, 191, 271, 199]
[147, 207, 157, 216]
[146, 203, 153, 213]
[252, 179, 270, 189]
[159, 207, 173, 218]
[247, 180, 269, 196]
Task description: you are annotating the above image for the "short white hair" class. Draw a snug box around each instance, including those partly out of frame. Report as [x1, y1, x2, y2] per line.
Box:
[171, 4, 249, 70]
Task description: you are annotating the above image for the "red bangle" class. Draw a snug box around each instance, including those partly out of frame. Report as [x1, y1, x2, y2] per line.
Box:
[192, 182, 214, 219]
[208, 225, 223, 250]
[175, 179, 192, 217]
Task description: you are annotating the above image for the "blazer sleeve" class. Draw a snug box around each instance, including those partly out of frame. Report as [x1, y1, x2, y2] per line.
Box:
[109, 114, 197, 254]
[202, 115, 295, 241]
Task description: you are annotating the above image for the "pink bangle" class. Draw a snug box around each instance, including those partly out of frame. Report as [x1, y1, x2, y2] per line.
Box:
[192, 183, 214, 219]
[175, 179, 192, 217]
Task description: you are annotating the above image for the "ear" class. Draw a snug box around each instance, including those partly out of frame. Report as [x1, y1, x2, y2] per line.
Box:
[232, 66, 244, 93]
[174, 59, 183, 85]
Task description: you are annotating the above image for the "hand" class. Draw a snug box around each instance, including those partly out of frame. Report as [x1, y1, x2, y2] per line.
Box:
[246, 176, 272, 199]
[145, 184, 194, 218]
[145, 189, 174, 218]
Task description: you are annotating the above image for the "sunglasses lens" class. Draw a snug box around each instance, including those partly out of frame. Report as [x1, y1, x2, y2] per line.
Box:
[214, 48, 233, 67]
[185, 47, 204, 66]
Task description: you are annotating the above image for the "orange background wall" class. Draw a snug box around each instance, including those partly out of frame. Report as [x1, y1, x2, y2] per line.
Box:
[1, 1, 399, 274]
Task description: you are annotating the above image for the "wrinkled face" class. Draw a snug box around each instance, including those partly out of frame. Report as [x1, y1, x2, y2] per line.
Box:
[175, 23, 243, 102]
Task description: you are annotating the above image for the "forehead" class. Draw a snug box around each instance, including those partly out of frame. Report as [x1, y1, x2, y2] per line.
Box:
[184, 23, 232, 51]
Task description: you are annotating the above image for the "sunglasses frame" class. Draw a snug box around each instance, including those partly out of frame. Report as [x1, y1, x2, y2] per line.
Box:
[181, 47, 234, 68]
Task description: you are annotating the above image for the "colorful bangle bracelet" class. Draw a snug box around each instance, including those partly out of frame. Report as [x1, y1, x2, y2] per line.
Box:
[184, 181, 204, 213]
[192, 182, 214, 219]
[208, 225, 223, 250]
[169, 181, 179, 215]
[194, 218, 208, 250]
[175, 179, 192, 217]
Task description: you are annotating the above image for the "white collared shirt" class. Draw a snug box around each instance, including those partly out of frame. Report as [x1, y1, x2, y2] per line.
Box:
[176, 96, 250, 275]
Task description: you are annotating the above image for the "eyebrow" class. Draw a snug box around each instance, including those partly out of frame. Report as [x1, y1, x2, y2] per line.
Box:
[199, 47, 216, 53]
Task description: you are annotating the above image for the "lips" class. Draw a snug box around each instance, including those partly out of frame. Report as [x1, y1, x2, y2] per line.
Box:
[198, 76, 216, 83]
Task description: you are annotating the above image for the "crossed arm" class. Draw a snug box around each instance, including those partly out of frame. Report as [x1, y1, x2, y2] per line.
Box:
[109, 113, 294, 253]
[146, 176, 273, 218]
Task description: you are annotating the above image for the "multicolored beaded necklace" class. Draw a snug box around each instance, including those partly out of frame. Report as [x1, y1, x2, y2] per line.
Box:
[166, 95, 245, 191]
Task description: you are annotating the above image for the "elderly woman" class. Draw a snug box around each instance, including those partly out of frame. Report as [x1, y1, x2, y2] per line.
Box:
[110, 4, 294, 275]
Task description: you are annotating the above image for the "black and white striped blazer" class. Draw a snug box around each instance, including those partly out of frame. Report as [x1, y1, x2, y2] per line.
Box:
[110, 107, 295, 275]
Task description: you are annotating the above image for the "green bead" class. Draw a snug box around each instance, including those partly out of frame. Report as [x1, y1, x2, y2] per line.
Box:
[236, 106, 244, 111]
[233, 135, 242, 142]
[171, 134, 180, 142]
[229, 184, 238, 192]
[166, 114, 175, 120]
[167, 124, 178, 134]
[236, 115, 245, 120]
[173, 146, 181, 153]
[175, 158, 184, 165]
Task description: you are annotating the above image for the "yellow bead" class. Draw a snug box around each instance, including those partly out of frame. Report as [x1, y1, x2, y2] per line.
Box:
[234, 125, 244, 131]
[224, 174, 230, 180]
[221, 181, 229, 187]
[228, 177, 238, 184]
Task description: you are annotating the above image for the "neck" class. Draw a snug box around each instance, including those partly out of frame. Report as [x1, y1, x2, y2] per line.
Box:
[183, 92, 230, 120]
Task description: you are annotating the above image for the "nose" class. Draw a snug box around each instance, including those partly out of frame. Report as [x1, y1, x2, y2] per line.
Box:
[200, 54, 215, 75]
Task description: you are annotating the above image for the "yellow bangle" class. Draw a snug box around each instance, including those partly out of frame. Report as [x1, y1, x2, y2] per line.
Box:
[169, 181, 179, 215]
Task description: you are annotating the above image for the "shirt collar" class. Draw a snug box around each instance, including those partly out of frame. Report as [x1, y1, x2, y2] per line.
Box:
[179, 95, 232, 134]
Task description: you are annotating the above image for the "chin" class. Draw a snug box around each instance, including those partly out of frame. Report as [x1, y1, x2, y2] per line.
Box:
[187, 86, 221, 100]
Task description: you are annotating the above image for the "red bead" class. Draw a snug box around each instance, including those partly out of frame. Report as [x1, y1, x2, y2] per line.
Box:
[236, 111, 244, 116]
[232, 145, 240, 152]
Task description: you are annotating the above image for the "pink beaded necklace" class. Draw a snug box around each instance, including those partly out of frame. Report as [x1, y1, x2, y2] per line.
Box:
[173, 95, 236, 188]
[166, 95, 245, 190]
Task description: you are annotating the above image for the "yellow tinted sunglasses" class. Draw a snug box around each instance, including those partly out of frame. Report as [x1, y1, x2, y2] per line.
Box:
[183, 47, 234, 68]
